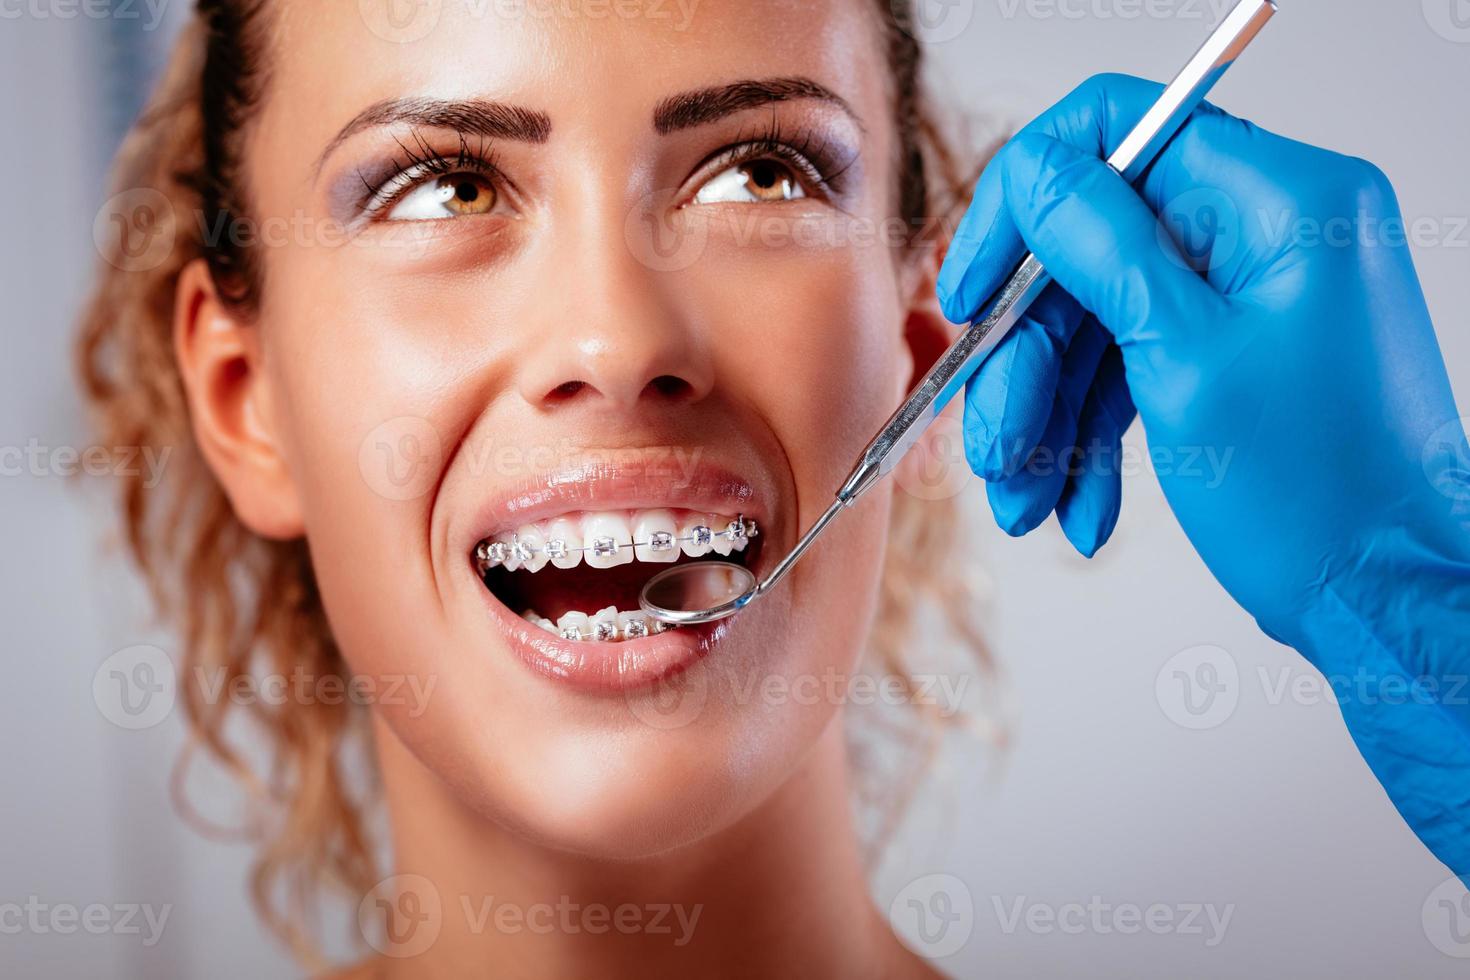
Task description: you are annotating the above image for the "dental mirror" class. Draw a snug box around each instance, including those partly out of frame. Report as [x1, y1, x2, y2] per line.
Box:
[639, 560, 759, 626]
[638, 497, 845, 625]
[639, 0, 1276, 627]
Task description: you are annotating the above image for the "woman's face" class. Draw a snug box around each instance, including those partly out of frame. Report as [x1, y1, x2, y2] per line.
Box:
[228, 0, 943, 855]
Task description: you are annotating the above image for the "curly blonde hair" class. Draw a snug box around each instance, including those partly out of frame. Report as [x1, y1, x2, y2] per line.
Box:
[76, 0, 999, 967]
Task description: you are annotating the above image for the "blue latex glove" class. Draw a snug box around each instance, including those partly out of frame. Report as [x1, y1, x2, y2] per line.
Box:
[938, 74, 1470, 880]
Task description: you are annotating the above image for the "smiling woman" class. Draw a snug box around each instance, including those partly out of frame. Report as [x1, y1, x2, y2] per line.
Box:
[75, 1, 996, 975]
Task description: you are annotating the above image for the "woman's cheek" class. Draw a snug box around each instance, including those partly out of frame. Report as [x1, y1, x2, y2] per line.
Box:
[253, 279, 476, 686]
[690, 210, 908, 487]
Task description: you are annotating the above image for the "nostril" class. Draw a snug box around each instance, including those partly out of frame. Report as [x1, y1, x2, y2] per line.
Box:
[547, 380, 588, 403]
[541, 375, 693, 407]
[647, 375, 692, 399]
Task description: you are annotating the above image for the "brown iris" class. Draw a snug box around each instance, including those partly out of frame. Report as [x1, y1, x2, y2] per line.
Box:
[740, 160, 800, 202]
[439, 174, 496, 215]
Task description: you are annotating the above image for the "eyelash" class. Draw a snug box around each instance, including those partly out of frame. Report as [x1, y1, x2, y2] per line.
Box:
[688, 118, 856, 202]
[357, 119, 855, 220]
[359, 130, 505, 219]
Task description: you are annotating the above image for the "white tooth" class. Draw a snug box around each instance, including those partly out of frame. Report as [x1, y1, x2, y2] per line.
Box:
[499, 534, 522, 571]
[516, 524, 548, 572]
[679, 514, 714, 557]
[617, 610, 650, 639]
[633, 509, 680, 563]
[709, 515, 733, 556]
[583, 512, 634, 569]
[556, 611, 590, 641]
[591, 606, 620, 642]
[546, 517, 582, 569]
[521, 609, 558, 635]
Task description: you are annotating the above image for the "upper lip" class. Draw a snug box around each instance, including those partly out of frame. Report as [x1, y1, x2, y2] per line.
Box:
[458, 454, 773, 558]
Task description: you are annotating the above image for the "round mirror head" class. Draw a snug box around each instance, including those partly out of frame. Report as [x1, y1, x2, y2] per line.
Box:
[638, 561, 758, 625]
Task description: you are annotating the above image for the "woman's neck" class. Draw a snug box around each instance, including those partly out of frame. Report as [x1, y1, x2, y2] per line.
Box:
[363, 715, 929, 980]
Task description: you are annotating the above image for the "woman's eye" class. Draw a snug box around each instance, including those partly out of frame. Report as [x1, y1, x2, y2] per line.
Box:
[694, 159, 807, 205]
[386, 173, 498, 221]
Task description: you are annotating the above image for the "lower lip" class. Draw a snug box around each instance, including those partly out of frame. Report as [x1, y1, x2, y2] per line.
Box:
[475, 578, 738, 695]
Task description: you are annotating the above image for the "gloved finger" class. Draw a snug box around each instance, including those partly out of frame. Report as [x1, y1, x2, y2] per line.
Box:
[1056, 343, 1136, 558]
[997, 132, 1226, 352]
[983, 317, 1112, 536]
[937, 73, 1196, 325]
[962, 285, 1087, 481]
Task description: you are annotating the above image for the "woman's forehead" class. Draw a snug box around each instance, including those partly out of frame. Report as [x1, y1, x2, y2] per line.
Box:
[262, 0, 891, 166]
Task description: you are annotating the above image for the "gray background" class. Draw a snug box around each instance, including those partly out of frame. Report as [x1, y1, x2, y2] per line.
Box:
[2, 0, 1468, 976]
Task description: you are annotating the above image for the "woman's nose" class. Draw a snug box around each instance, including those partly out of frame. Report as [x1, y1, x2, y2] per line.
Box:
[515, 224, 714, 415]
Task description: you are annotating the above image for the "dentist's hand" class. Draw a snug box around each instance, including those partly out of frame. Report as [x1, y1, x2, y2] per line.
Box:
[938, 73, 1470, 878]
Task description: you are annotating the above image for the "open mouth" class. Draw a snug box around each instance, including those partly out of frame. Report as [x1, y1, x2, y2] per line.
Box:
[472, 509, 761, 642]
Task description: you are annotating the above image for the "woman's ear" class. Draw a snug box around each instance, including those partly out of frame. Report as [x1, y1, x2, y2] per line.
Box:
[892, 232, 971, 500]
[899, 234, 960, 391]
[173, 259, 304, 540]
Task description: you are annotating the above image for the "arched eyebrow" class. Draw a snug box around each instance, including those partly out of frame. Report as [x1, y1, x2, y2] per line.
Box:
[652, 76, 864, 134]
[314, 98, 552, 177]
[315, 77, 858, 179]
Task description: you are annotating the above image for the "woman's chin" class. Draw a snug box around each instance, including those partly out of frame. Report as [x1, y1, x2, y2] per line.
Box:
[465, 719, 792, 860]
[368, 527, 862, 862]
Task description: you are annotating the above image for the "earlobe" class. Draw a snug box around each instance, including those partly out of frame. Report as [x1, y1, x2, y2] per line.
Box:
[173, 259, 304, 540]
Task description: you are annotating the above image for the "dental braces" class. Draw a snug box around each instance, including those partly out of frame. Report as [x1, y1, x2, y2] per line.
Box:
[475, 516, 758, 572]
[554, 615, 672, 643]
